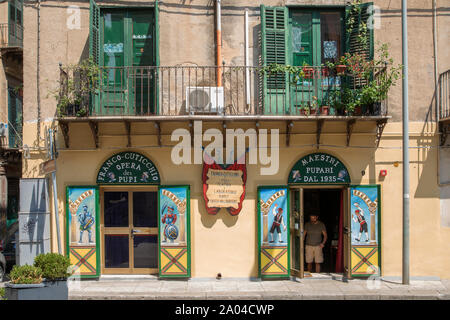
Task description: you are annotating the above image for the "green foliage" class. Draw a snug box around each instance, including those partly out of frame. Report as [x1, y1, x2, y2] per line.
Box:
[0, 287, 5, 300]
[9, 265, 43, 284]
[33, 253, 72, 280]
[56, 58, 101, 117]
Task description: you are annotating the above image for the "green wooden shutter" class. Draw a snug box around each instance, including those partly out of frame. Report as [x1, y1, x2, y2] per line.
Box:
[345, 2, 374, 88]
[261, 5, 290, 115]
[8, 87, 22, 148]
[89, 0, 100, 65]
[158, 186, 191, 278]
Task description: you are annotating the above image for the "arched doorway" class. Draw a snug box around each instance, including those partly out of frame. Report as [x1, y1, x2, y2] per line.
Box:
[288, 152, 351, 278]
[97, 152, 161, 275]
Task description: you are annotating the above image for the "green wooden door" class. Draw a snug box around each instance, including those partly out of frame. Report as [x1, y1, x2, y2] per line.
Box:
[101, 10, 128, 114]
[98, 9, 155, 115]
[130, 10, 155, 115]
[290, 12, 314, 112]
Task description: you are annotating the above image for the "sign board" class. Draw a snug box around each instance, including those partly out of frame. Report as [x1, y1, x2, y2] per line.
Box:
[39, 159, 56, 175]
[288, 153, 350, 184]
[203, 161, 246, 216]
[96, 152, 160, 185]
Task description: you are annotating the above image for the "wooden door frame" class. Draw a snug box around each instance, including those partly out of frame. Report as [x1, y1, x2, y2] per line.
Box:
[289, 185, 349, 278]
[100, 185, 159, 275]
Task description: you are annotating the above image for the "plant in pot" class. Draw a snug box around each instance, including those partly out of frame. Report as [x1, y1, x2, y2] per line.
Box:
[33, 253, 72, 300]
[5, 264, 45, 300]
[310, 96, 319, 115]
[302, 62, 315, 79]
[299, 102, 310, 116]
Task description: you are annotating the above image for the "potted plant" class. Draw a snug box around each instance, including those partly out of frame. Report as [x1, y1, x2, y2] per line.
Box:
[299, 103, 310, 116]
[4, 264, 45, 300]
[320, 104, 330, 116]
[309, 96, 320, 115]
[33, 253, 72, 300]
[302, 62, 314, 79]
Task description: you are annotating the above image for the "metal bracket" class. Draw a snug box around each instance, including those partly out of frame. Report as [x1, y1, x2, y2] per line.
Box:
[124, 121, 131, 147]
[155, 121, 161, 147]
[88, 121, 99, 149]
[346, 119, 356, 147]
[286, 121, 294, 147]
[316, 119, 324, 149]
[375, 119, 387, 147]
[59, 121, 69, 148]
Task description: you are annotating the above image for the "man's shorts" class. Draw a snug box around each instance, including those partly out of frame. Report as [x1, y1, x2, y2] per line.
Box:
[305, 245, 324, 263]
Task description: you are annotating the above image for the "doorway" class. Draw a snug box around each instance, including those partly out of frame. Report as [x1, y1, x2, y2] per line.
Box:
[100, 187, 158, 274]
[290, 187, 346, 278]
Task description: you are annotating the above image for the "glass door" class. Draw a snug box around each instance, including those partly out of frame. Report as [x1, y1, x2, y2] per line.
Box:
[290, 187, 304, 278]
[101, 188, 158, 274]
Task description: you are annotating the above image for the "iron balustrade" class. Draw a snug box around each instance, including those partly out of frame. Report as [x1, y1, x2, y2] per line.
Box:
[439, 70, 450, 121]
[58, 65, 388, 118]
[0, 23, 23, 49]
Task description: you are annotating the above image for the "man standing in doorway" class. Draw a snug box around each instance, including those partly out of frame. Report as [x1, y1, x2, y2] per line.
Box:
[304, 213, 327, 273]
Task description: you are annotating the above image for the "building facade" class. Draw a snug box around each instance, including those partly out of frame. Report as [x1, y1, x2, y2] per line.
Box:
[5, 0, 450, 280]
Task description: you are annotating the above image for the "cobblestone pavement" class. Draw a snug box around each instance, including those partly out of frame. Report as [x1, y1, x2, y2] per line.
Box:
[66, 278, 450, 300]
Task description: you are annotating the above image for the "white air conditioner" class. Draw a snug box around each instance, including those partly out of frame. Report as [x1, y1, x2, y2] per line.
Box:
[0, 123, 7, 137]
[186, 87, 224, 114]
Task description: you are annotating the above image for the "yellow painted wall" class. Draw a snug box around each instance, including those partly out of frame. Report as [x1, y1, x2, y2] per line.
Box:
[20, 120, 450, 279]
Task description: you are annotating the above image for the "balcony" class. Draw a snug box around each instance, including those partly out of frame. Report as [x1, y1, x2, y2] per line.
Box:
[57, 65, 389, 118]
[56, 65, 390, 148]
[439, 69, 450, 145]
[0, 23, 23, 50]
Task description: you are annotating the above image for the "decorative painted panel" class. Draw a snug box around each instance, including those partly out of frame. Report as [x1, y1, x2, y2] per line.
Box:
[158, 186, 190, 278]
[66, 186, 100, 278]
[350, 185, 381, 277]
[258, 186, 290, 278]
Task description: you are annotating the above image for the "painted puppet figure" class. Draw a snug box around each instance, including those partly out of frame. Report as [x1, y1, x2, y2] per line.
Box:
[78, 205, 95, 244]
[269, 204, 287, 243]
[353, 203, 369, 242]
[161, 205, 178, 243]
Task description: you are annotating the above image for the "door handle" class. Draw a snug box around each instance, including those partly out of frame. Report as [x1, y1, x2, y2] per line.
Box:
[344, 227, 350, 234]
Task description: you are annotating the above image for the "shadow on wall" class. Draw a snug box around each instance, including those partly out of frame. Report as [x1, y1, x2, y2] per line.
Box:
[199, 196, 239, 228]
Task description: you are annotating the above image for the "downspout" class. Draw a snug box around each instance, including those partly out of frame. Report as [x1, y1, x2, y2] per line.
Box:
[215, 0, 222, 87]
[245, 9, 250, 112]
[401, 0, 410, 285]
[37, 0, 41, 143]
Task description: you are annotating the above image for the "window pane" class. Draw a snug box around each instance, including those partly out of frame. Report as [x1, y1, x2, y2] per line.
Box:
[291, 12, 313, 67]
[320, 12, 342, 63]
[133, 235, 158, 268]
[104, 192, 129, 227]
[133, 192, 157, 228]
[105, 235, 129, 268]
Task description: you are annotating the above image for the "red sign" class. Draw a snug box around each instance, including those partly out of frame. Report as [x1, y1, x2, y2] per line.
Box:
[202, 154, 247, 216]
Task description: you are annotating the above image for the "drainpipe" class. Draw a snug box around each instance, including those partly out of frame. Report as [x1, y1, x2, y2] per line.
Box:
[216, 0, 222, 87]
[37, 0, 41, 142]
[49, 129, 61, 254]
[401, 0, 410, 285]
[245, 9, 250, 111]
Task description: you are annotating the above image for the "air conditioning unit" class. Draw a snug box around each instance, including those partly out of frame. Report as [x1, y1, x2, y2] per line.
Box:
[0, 123, 8, 148]
[186, 87, 224, 114]
[0, 123, 7, 137]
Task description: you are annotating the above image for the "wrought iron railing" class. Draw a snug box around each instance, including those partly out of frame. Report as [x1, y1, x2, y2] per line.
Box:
[0, 23, 23, 49]
[439, 70, 450, 121]
[58, 65, 388, 118]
